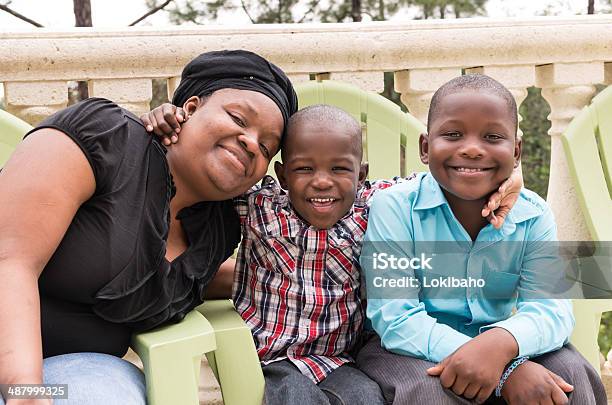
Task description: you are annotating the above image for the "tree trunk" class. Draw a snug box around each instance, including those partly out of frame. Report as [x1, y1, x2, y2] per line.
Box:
[439, 4, 446, 19]
[74, 0, 92, 26]
[352, 0, 362, 22]
[74, 0, 92, 101]
[588, 0, 595, 14]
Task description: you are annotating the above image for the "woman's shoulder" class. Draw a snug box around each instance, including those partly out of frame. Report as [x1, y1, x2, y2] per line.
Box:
[27, 98, 156, 191]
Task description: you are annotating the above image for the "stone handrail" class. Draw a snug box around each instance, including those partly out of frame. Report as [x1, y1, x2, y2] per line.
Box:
[1, 15, 611, 242]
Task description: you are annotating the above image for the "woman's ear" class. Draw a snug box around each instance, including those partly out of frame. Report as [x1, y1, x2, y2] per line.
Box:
[182, 96, 201, 118]
[419, 133, 429, 165]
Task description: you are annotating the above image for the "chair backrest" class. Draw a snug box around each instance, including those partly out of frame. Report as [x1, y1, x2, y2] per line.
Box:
[0, 109, 32, 167]
[267, 80, 427, 180]
[561, 85, 612, 241]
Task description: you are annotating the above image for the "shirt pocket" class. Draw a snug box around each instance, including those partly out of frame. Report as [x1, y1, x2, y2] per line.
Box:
[324, 237, 359, 286]
[482, 267, 520, 300]
[259, 236, 300, 277]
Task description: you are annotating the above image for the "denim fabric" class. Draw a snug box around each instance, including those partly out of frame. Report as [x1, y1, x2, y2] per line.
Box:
[263, 359, 384, 405]
[0, 352, 146, 405]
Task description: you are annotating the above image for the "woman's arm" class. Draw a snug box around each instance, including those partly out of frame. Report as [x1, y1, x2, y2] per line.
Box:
[204, 258, 236, 299]
[0, 129, 94, 389]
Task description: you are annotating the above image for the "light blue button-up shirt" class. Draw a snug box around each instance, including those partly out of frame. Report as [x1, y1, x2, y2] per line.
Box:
[361, 172, 574, 363]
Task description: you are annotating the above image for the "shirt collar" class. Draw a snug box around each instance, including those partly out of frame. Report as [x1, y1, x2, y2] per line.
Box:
[414, 172, 543, 236]
[413, 172, 449, 211]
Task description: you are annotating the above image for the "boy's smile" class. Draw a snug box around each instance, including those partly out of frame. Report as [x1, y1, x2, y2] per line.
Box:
[275, 119, 367, 230]
[420, 90, 521, 203]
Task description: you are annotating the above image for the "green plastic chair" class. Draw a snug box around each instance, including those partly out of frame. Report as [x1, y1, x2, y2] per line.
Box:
[561, 85, 612, 374]
[0, 109, 31, 167]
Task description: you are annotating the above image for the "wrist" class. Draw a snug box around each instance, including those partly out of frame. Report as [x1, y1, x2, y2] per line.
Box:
[496, 356, 529, 397]
[486, 327, 519, 362]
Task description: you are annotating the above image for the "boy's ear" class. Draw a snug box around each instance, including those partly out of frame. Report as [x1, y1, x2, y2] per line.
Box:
[514, 138, 522, 168]
[182, 96, 201, 117]
[358, 162, 369, 186]
[274, 161, 288, 189]
[419, 133, 429, 165]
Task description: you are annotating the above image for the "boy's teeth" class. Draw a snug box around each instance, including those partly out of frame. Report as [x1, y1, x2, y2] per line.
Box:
[456, 167, 483, 172]
[311, 198, 334, 203]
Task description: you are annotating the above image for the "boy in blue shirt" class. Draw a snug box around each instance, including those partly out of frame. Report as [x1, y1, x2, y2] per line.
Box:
[357, 74, 606, 405]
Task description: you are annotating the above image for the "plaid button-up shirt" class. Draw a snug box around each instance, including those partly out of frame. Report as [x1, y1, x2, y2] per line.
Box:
[232, 175, 406, 383]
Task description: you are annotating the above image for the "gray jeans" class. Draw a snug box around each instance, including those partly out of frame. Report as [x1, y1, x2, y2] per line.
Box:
[356, 333, 607, 405]
[263, 359, 385, 405]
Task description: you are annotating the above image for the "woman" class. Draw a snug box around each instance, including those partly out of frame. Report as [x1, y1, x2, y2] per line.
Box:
[0, 50, 297, 405]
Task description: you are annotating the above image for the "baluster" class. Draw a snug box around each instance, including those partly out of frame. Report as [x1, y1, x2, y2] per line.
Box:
[4, 81, 68, 125]
[329, 72, 384, 93]
[88, 78, 152, 117]
[536, 62, 604, 240]
[394, 68, 462, 125]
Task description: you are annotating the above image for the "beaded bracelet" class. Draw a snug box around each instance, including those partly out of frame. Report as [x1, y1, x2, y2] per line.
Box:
[495, 356, 529, 397]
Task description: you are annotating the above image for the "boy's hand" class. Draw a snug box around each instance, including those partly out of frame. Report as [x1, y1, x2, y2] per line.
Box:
[501, 360, 573, 405]
[139, 103, 186, 146]
[427, 328, 518, 404]
[482, 166, 523, 229]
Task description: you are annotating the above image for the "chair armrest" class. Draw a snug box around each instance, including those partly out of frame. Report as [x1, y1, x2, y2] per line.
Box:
[132, 310, 217, 405]
[198, 299, 265, 405]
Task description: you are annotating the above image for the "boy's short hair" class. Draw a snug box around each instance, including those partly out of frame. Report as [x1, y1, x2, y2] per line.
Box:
[282, 104, 362, 160]
[427, 74, 518, 135]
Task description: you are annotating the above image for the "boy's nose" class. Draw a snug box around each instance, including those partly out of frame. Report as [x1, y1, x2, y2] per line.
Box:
[311, 172, 334, 189]
[458, 141, 484, 159]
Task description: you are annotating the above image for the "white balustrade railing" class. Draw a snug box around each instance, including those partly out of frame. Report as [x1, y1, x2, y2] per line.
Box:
[1, 15, 611, 242]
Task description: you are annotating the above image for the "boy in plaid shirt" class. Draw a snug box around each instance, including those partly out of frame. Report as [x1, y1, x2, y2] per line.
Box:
[232, 105, 389, 404]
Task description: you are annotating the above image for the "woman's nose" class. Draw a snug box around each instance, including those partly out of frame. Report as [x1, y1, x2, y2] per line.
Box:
[237, 132, 259, 157]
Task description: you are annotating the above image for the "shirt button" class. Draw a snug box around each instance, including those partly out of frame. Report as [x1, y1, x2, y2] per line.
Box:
[266, 225, 273, 231]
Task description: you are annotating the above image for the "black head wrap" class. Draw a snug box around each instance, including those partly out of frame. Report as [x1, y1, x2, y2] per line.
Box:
[172, 49, 298, 139]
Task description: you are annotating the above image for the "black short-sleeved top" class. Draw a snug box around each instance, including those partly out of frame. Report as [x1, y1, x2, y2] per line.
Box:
[27, 98, 241, 357]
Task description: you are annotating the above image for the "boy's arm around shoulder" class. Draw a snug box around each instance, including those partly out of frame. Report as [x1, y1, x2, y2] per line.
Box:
[480, 198, 575, 358]
[362, 184, 471, 364]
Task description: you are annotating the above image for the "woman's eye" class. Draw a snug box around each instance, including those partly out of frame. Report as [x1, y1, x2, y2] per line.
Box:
[229, 112, 246, 127]
[295, 167, 312, 172]
[259, 143, 270, 158]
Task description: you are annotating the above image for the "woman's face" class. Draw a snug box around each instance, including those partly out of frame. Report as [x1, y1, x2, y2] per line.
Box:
[169, 88, 284, 201]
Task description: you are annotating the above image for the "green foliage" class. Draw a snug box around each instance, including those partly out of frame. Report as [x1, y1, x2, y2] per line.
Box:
[600, 312, 612, 359]
[518, 87, 551, 199]
[410, 0, 487, 19]
[164, 0, 488, 25]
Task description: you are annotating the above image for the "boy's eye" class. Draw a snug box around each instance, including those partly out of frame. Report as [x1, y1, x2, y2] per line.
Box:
[485, 133, 504, 140]
[295, 167, 312, 172]
[332, 166, 351, 172]
[442, 131, 461, 138]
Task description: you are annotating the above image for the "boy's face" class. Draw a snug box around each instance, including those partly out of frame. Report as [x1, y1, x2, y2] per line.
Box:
[420, 90, 521, 201]
[275, 120, 368, 229]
